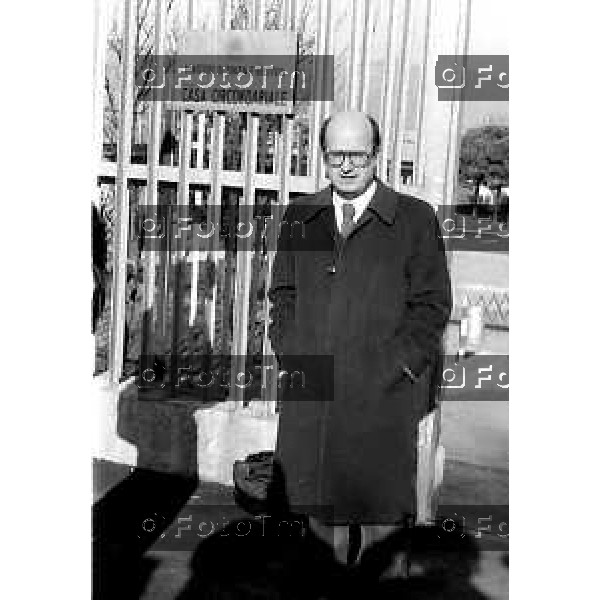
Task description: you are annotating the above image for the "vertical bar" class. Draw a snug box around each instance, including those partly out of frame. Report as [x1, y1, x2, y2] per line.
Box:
[412, 0, 470, 522]
[290, 0, 298, 31]
[279, 120, 293, 208]
[178, 114, 193, 207]
[278, 0, 295, 206]
[378, 0, 400, 183]
[178, 0, 197, 210]
[210, 115, 224, 250]
[92, 0, 108, 340]
[189, 250, 199, 326]
[167, 0, 197, 385]
[313, 0, 333, 191]
[281, 0, 290, 30]
[322, 0, 333, 122]
[390, 0, 412, 190]
[109, 0, 136, 384]
[416, 0, 463, 205]
[145, 0, 166, 323]
[92, 0, 107, 375]
[207, 5, 230, 362]
[414, 0, 433, 188]
[264, 117, 293, 412]
[348, 0, 361, 110]
[253, 0, 264, 30]
[311, 0, 325, 189]
[358, 0, 373, 113]
[262, 4, 296, 412]
[444, 0, 471, 205]
[230, 116, 258, 409]
[188, 112, 205, 332]
[196, 112, 206, 169]
[246, 0, 255, 29]
[230, 3, 264, 409]
[222, 0, 232, 30]
[93, 0, 109, 169]
[207, 112, 224, 351]
[443, 0, 471, 319]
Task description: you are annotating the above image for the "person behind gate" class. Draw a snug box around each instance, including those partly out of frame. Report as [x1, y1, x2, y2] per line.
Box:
[267, 111, 452, 572]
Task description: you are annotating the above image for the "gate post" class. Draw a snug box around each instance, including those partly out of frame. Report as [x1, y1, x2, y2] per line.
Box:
[413, 0, 471, 524]
[108, 0, 136, 384]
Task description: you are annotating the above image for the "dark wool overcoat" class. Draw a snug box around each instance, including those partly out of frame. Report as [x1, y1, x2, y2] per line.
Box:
[267, 180, 452, 525]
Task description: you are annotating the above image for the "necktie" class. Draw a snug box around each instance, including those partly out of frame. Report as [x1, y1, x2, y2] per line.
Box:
[340, 202, 355, 238]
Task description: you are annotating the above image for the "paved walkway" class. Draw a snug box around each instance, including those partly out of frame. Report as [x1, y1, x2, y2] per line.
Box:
[93, 462, 507, 600]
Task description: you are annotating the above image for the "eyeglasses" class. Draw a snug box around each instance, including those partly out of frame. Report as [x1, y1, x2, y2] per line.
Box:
[324, 151, 373, 168]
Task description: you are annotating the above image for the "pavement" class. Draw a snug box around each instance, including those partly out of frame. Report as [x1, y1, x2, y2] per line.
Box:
[93, 461, 508, 600]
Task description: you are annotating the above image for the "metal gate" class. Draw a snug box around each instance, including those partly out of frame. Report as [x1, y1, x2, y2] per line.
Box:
[94, 0, 470, 417]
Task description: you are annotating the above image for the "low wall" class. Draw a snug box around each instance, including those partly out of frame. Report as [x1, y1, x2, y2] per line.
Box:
[194, 408, 279, 485]
[93, 375, 278, 486]
[93, 375, 442, 522]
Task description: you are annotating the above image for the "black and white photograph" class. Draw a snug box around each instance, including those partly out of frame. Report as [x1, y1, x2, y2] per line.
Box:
[8, 0, 600, 597]
[88, 0, 510, 598]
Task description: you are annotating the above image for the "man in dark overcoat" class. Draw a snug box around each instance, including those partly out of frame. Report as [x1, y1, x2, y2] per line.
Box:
[267, 111, 452, 570]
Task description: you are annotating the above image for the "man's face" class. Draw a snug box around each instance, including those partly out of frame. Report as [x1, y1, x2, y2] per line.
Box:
[323, 113, 377, 199]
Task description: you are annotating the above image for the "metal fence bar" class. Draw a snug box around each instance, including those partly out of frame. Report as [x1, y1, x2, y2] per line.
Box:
[262, 5, 295, 413]
[313, 0, 331, 189]
[322, 0, 333, 124]
[419, 0, 464, 206]
[230, 114, 259, 409]
[178, 0, 197, 211]
[378, 0, 401, 183]
[187, 113, 206, 331]
[253, 0, 264, 30]
[358, 0, 373, 113]
[93, 0, 109, 176]
[310, 0, 324, 186]
[144, 0, 167, 323]
[109, 0, 136, 384]
[229, 5, 264, 410]
[207, 113, 224, 351]
[390, 0, 413, 190]
[196, 113, 206, 170]
[414, 0, 433, 188]
[167, 0, 198, 385]
[348, 0, 365, 111]
[178, 118, 193, 208]
[281, 0, 292, 30]
[444, 0, 471, 206]
[222, 0, 232, 29]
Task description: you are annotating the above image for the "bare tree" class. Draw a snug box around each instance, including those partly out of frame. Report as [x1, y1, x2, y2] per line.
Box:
[104, 0, 183, 148]
[103, 0, 317, 151]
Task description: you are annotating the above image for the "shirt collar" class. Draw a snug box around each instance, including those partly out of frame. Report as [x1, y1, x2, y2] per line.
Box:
[299, 178, 397, 226]
[332, 179, 378, 211]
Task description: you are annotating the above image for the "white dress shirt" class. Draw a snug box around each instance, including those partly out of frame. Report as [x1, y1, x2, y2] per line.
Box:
[332, 180, 378, 233]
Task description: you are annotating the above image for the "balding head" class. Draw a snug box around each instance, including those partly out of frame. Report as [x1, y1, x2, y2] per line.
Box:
[320, 111, 380, 199]
[320, 111, 380, 154]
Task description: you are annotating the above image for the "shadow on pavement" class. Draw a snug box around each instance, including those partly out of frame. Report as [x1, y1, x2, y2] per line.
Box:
[172, 461, 498, 599]
[93, 363, 202, 600]
[172, 518, 494, 599]
[93, 468, 198, 600]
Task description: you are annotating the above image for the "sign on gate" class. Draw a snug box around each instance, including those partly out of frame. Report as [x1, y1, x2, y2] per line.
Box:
[138, 30, 302, 116]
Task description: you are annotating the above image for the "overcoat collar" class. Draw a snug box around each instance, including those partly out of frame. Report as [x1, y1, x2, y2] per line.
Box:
[297, 178, 397, 226]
